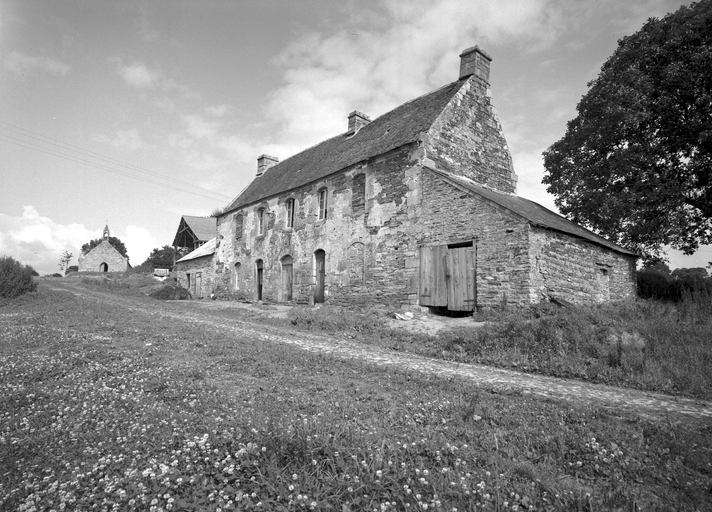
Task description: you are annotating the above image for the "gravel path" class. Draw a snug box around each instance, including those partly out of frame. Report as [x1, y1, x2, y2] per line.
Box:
[47, 281, 712, 425]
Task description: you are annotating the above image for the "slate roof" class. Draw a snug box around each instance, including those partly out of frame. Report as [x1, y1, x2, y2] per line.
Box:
[176, 238, 216, 263]
[181, 216, 216, 241]
[223, 79, 467, 213]
[427, 167, 638, 257]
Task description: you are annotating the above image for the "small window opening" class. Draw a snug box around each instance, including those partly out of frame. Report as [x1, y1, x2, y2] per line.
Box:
[447, 241, 473, 249]
[257, 208, 265, 235]
[286, 199, 295, 228]
[318, 188, 328, 220]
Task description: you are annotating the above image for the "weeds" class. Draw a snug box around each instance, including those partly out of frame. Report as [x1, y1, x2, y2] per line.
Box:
[2, 281, 710, 510]
[290, 295, 712, 400]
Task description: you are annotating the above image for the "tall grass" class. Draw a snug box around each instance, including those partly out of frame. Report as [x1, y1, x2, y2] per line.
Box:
[288, 295, 712, 399]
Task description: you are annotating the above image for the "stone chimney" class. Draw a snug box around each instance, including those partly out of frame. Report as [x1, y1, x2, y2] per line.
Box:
[256, 154, 279, 177]
[459, 46, 491, 84]
[347, 111, 371, 135]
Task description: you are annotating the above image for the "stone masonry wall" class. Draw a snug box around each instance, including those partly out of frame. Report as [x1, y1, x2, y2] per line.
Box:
[213, 145, 424, 306]
[419, 169, 532, 307]
[424, 77, 517, 194]
[78, 241, 128, 273]
[529, 228, 637, 304]
[175, 256, 214, 299]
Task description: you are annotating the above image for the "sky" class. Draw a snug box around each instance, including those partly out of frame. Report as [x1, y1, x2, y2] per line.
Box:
[1, 0, 710, 275]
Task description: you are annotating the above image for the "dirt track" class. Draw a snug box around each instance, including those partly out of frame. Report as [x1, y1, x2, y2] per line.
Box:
[44, 280, 712, 425]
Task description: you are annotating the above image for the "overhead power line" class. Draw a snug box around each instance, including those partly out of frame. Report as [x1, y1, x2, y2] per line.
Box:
[0, 122, 234, 203]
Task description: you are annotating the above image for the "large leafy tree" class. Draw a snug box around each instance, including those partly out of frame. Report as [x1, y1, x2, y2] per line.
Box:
[543, 0, 712, 262]
[81, 236, 129, 259]
[139, 245, 186, 270]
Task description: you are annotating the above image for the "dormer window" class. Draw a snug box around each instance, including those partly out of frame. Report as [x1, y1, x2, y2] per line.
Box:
[318, 188, 328, 220]
[286, 199, 295, 228]
[257, 208, 266, 235]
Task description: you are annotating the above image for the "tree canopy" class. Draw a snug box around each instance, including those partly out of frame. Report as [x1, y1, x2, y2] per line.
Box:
[138, 245, 186, 270]
[542, 0, 712, 262]
[81, 236, 129, 259]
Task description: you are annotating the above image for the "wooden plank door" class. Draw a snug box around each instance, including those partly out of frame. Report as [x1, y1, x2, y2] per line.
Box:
[195, 272, 202, 299]
[256, 260, 263, 301]
[314, 250, 325, 303]
[282, 256, 293, 301]
[446, 247, 476, 311]
[419, 246, 447, 307]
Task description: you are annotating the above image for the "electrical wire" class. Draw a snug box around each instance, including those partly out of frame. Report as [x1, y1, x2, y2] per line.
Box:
[0, 122, 234, 203]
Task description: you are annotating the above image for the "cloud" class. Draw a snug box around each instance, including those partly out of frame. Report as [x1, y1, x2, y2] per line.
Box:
[119, 61, 162, 88]
[111, 129, 144, 150]
[263, 0, 561, 152]
[0, 206, 98, 274]
[181, 114, 221, 139]
[0, 206, 157, 273]
[206, 105, 230, 117]
[4, 51, 71, 77]
[123, 226, 156, 265]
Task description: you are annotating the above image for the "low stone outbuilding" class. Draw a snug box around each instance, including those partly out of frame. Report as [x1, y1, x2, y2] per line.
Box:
[175, 238, 216, 299]
[77, 225, 128, 273]
[208, 46, 637, 310]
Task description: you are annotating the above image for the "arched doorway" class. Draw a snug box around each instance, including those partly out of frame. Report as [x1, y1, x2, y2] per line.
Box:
[281, 255, 293, 301]
[255, 259, 264, 301]
[313, 250, 325, 303]
[99, 262, 108, 272]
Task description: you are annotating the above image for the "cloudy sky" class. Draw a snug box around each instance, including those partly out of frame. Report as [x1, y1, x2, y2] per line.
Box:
[1, 0, 709, 275]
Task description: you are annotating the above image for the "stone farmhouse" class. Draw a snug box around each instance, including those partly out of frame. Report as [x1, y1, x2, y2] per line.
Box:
[78, 224, 128, 273]
[209, 46, 637, 310]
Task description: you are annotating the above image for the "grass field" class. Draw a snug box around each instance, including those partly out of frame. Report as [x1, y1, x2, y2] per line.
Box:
[1, 280, 711, 511]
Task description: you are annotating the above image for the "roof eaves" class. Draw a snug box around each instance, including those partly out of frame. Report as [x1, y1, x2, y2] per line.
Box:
[424, 166, 638, 257]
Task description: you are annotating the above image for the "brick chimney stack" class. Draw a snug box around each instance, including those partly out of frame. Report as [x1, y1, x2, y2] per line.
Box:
[347, 111, 371, 135]
[459, 46, 491, 84]
[256, 154, 279, 177]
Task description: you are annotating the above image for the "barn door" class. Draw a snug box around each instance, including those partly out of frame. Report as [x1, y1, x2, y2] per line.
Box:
[446, 246, 476, 311]
[419, 244, 476, 311]
[419, 246, 447, 307]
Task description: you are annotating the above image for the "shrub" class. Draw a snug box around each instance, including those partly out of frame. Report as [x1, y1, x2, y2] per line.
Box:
[637, 268, 712, 301]
[0, 256, 38, 299]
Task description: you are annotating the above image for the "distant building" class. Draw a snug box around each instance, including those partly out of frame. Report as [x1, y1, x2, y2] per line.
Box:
[77, 224, 129, 273]
[175, 238, 216, 298]
[172, 215, 217, 252]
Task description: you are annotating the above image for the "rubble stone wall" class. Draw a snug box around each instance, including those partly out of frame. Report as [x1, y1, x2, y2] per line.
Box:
[78, 241, 128, 273]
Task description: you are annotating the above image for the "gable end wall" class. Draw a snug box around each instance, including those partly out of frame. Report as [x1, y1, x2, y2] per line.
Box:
[425, 78, 517, 194]
[529, 227, 637, 304]
[78, 241, 128, 272]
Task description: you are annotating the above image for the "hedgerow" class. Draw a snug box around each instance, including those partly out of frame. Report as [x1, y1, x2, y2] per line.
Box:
[0, 256, 37, 299]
